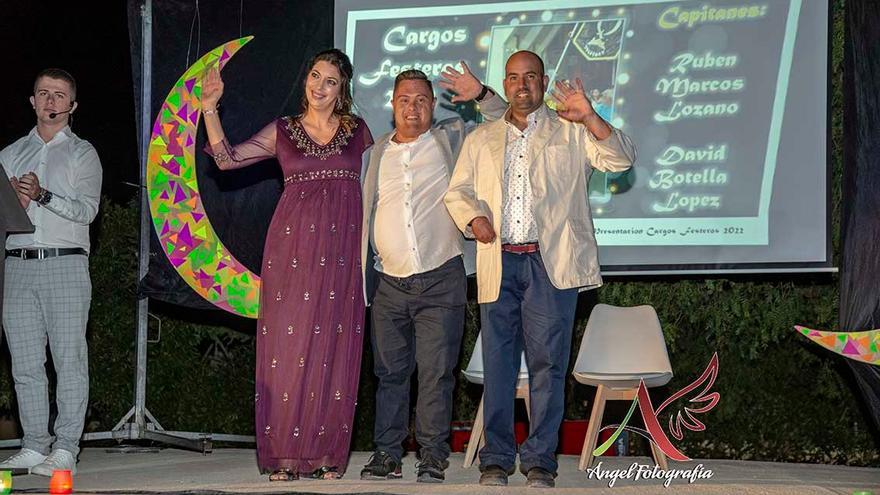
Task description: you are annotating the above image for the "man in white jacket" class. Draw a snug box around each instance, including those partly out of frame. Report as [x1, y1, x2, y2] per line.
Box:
[445, 51, 636, 488]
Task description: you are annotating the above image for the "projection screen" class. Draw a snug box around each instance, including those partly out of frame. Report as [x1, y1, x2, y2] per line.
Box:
[335, 0, 831, 274]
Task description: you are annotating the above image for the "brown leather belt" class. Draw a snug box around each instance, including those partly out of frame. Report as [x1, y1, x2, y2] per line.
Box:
[501, 242, 539, 254]
[6, 248, 88, 260]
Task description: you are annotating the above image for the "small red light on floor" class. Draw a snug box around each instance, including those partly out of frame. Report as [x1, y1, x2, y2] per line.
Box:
[48, 469, 73, 494]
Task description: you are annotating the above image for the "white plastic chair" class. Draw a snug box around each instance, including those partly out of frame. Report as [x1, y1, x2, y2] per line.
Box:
[461, 331, 530, 468]
[572, 304, 673, 470]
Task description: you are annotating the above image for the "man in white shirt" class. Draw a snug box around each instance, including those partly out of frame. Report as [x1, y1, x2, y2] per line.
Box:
[0, 68, 101, 476]
[359, 68, 506, 483]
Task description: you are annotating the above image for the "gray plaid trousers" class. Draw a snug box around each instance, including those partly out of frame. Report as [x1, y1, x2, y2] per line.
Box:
[2, 255, 91, 456]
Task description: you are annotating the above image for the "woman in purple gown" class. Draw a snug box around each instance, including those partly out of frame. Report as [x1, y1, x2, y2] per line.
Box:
[200, 49, 372, 480]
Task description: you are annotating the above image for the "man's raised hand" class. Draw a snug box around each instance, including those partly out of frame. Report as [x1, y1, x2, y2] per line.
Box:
[550, 78, 597, 124]
[438, 61, 484, 103]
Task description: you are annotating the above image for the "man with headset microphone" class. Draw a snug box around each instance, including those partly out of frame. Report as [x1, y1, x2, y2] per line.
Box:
[0, 68, 102, 476]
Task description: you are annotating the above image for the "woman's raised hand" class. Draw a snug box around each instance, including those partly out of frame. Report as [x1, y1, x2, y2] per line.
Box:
[202, 67, 224, 111]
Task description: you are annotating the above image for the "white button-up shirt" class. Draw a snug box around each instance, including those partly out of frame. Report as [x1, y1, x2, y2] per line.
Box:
[1, 126, 102, 252]
[371, 130, 461, 277]
[501, 106, 546, 244]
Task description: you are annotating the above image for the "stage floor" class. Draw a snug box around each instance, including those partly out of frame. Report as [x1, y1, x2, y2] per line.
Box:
[6, 449, 879, 494]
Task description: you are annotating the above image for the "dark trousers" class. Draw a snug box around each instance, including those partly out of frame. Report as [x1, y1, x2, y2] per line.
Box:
[478, 251, 578, 474]
[370, 256, 467, 462]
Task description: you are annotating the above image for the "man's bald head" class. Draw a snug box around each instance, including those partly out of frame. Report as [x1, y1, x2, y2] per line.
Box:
[503, 50, 548, 117]
[506, 50, 545, 77]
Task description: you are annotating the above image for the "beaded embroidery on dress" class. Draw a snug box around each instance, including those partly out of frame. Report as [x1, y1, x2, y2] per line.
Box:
[282, 116, 356, 161]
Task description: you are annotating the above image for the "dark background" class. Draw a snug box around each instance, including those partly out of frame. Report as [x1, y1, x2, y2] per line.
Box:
[0, 2, 139, 202]
[0, 0, 334, 314]
[128, 0, 334, 310]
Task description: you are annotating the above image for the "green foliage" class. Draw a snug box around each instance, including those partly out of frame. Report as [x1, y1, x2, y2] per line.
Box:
[594, 279, 875, 465]
[86, 201, 256, 435]
[85, 200, 139, 429]
[1, 0, 873, 467]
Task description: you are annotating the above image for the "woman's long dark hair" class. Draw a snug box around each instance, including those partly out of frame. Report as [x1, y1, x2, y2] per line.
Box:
[300, 48, 356, 131]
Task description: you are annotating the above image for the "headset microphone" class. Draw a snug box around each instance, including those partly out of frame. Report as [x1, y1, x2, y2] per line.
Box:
[49, 102, 75, 119]
[48, 109, 72, 119]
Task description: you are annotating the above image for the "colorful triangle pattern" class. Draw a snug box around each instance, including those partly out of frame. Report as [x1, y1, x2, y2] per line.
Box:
[794, 325, 880, 365]
[145, 36, 260, 318]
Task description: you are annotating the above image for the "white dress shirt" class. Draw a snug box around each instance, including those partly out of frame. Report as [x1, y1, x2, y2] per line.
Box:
[1, 126, 102, 252]
[371, 130, 462, 277]
[501, 106, 546, 244]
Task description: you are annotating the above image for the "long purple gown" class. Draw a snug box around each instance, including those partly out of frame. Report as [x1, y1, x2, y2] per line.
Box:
[209, 115, 372, 475]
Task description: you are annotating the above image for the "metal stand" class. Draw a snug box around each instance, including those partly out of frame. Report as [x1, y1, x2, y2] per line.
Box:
[96, 0, 255, 453]
[0, 0, 255, 453]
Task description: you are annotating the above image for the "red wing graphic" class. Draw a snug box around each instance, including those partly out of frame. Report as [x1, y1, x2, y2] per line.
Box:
[657, 352, 720, 440]
[637, 352, 720, 461]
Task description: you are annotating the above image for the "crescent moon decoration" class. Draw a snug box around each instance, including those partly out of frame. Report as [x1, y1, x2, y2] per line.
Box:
[147, 37, 260, 318]
[794, 325, 880, 365]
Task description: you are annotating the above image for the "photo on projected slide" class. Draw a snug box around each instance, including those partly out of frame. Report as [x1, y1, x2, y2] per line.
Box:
[485, 19, 626, 203]
[336, 0, 829, 269]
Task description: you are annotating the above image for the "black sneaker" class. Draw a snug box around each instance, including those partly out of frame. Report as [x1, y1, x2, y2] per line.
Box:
[525, 467, 556, 488]
[416, 455, 448, 483]
[479, 464, 511, 486]
[360, 451, 402, 480]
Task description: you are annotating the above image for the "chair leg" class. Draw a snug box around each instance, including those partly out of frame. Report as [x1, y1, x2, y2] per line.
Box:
[649, 438, 669, 470]
[517, 385, 531, 421]
[463, 394, 485, 468]
[579, 385, 608, 471]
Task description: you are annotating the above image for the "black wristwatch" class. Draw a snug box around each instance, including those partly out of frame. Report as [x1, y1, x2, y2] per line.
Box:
[476, 85, 490, 102]
[36, 188, 53, 206]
